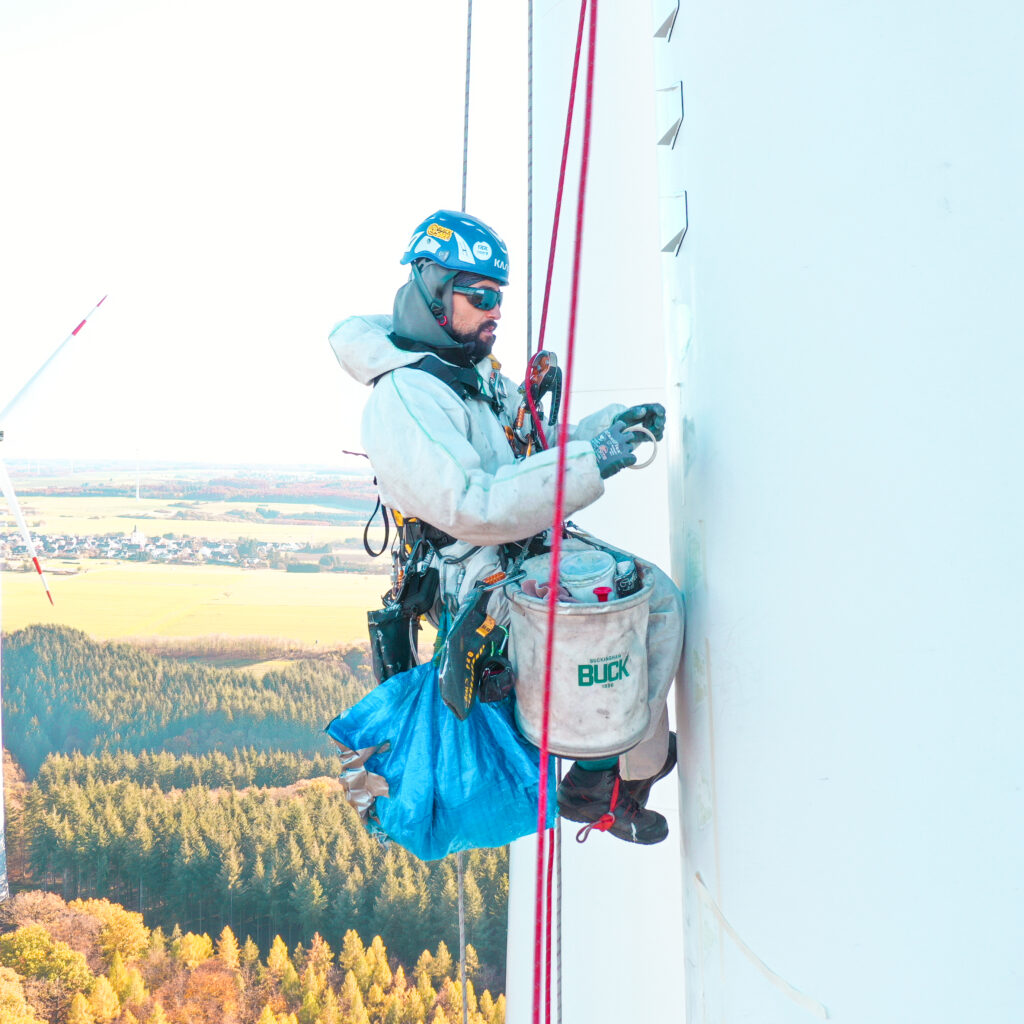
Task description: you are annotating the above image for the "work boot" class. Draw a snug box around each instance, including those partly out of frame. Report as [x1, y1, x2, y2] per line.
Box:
[621, 731, 677, 808]
[556, 763, 668, 845]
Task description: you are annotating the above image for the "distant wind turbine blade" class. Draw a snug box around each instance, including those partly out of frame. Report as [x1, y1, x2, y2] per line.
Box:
[0, 294, 108, 423]
[0, 458, 54, 605]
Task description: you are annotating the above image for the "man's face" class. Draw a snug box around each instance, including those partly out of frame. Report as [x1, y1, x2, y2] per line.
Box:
[450, 278, 502, 350]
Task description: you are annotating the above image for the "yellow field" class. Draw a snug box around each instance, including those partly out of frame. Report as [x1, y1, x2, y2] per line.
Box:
[1, 562, 391, 646]
[3, 496, 371, 546]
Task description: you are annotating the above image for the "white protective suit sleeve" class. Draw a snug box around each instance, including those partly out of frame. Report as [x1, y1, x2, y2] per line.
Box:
[363, 367, 607, 547]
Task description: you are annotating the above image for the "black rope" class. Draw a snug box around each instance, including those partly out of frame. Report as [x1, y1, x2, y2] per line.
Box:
[362, 494, 391, 558]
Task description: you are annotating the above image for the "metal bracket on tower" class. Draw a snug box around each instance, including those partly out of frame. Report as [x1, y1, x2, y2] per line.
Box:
[656, 81, 684, 149]
[654, 2, 680, 42]
[661, 192, 689, 255]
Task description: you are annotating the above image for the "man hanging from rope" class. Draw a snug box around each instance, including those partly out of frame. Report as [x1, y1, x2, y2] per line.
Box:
[329, 210, 684, 845]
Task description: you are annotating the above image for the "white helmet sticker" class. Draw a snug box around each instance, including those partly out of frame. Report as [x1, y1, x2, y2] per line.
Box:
[453, 231, 475, 264]
[473, 240, 492, 261]
[415, 235, 442, 255]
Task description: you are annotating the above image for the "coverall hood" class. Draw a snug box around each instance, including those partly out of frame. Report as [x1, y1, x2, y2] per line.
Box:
[392, 261, 461, 351]
[328, 315, 425, 386]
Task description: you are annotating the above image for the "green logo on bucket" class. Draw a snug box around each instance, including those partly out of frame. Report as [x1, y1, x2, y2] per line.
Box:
[578, 655, 630, 687]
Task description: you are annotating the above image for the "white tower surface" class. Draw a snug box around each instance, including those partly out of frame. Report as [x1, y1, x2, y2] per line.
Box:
[506, 3, 684, 1022]
[657, 0, 1024, 1021]
[508, 1, 1024, 1022]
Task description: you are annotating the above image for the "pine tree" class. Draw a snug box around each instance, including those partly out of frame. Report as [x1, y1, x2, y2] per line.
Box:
[339, 969, 370, 1024]
[489, 993, 506, 1024]
[148, 1001, 171, 1024]
[367, 935, 393, 989]
[404, 988, 426, 1024]
[67, 993, 94, 1024]
[106, 951, 129, 1001]
[463, 945, 480, 982]
[267, 935, 293, 977]
[477, 991, 494, 1021]
[305, 933, 333, 978]
[413, 950, 434, 987]
[87, 976, 120, 1024]
[257, 1007, 278, 1024]
[432, 942, 453, 984]
[217, 925, 241, 970]
[319, 986, 342, 1024]
[241, 936, 261, 970]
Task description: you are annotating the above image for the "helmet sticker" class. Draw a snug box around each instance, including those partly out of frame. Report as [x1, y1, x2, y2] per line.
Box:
[414, 235, 442, 255]
[473, 240, 492, 261]
[453, 231, 475, 264]
[427, 222, 453, 241]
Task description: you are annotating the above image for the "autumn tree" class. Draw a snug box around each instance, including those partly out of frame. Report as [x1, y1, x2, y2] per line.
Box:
[176, 932, 214, 970]
[217, 926, 241, 970]
[0, 965, 46, 1024]
[87, 976, 120, 1024]
[66, 992, 94, 1024]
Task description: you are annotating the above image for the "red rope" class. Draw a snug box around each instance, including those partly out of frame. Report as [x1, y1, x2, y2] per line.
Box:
[534, 0, 590, 357]
[532, 2, 598, 1023]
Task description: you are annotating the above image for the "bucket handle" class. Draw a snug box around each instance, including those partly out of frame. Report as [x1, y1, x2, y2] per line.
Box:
[622, 424, 658, 470]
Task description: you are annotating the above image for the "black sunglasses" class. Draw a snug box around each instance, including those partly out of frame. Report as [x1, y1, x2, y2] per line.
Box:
[452, 285, 503, 311]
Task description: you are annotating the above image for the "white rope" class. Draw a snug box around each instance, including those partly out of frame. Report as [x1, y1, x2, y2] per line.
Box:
[461, 0, 473, 212]
[526, 0, 535, 357]
[457, 850, 468, 1024]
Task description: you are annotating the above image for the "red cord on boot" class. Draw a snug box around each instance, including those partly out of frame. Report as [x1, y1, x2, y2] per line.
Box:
[575, 776, 619, 843]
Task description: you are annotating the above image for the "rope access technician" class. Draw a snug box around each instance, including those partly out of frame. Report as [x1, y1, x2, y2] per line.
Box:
[330, 210, 684, 844]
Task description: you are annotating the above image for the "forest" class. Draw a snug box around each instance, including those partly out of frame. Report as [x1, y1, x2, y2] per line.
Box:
[2, 626, 374, 776]
[1, 626, 509, 1024]
[0, 890, 503, 1024]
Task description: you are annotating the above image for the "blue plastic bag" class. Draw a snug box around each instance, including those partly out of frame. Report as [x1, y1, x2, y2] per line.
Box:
[325, 662, 556, 861]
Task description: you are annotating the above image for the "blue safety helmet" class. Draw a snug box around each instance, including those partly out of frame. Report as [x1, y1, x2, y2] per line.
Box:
[401, 210, 510, 285]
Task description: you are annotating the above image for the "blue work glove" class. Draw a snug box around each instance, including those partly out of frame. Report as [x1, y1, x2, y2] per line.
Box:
[590, 421, 638, 479]
[612, 403, 666, 442]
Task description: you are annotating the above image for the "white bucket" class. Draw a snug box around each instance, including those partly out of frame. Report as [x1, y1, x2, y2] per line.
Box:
[507, 553, 652, 758]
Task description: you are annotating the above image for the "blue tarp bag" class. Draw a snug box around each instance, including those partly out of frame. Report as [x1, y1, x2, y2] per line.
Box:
[325, 661, 555, 861]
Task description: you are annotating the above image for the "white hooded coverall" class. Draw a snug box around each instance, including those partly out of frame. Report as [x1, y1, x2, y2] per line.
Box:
[330, 314, 683, 779]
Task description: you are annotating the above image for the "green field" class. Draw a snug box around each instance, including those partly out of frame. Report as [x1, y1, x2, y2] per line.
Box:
[1, 562, 390, 645]
[3, 495, 372, 546]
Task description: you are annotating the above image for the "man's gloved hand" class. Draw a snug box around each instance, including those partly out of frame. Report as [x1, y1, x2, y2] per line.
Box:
[612, 403, 666, 441]
[590, 421, 638, 479]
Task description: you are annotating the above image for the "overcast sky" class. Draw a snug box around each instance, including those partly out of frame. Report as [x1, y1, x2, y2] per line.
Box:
[0, 0, 529, 469]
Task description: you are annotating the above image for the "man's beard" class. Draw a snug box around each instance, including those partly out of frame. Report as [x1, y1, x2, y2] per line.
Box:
[450, 323, 497, 364]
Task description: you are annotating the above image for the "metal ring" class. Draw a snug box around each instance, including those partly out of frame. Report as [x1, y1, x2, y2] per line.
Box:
[622, 424, 658, 469]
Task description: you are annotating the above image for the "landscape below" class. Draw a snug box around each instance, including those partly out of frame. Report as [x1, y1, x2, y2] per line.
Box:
[0, 469, 503, 1024]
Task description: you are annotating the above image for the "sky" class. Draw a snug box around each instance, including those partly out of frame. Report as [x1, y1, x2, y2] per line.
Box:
[0, 0, 529, 470]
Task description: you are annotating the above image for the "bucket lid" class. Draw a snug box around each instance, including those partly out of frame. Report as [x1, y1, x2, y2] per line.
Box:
[559, 550, 615, 583]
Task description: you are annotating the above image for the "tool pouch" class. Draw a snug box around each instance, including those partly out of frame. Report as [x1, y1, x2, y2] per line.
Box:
[438, 589, 503, 720]
[478, 655, 516, 703]
[367, 604, 416, 683]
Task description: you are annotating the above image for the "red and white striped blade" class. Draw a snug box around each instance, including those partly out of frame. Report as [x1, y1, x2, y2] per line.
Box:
[0, 458, 54, 605]
[0, 295, 107, 424]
